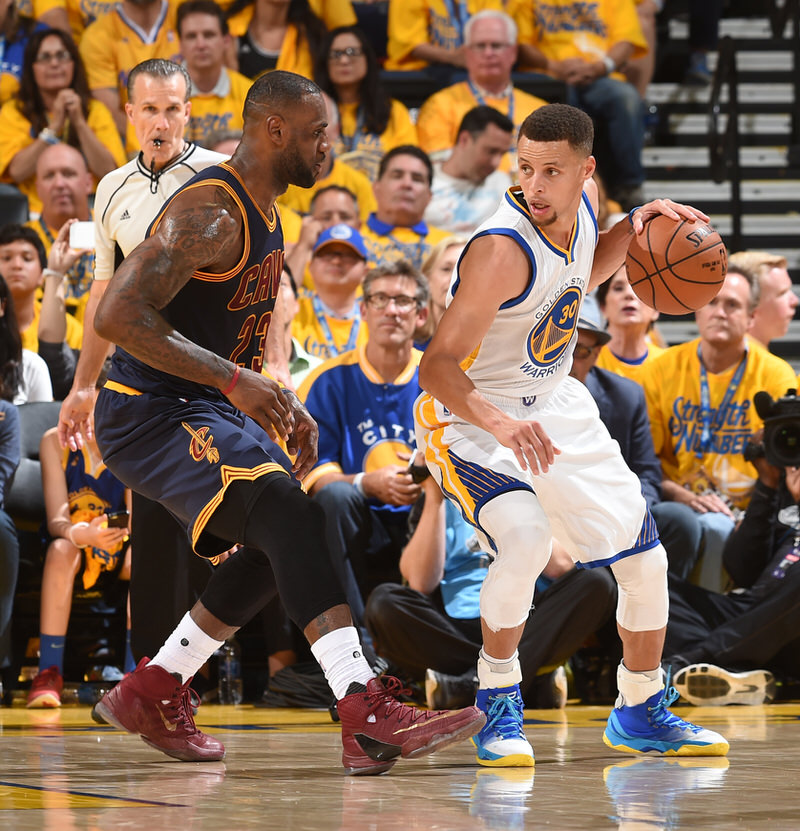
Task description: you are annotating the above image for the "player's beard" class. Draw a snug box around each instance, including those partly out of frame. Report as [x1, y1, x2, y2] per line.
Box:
[529, 209, 558, 229]
[283, 137, 318, 190]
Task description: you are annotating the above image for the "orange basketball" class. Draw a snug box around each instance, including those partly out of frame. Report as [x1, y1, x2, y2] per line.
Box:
[625, 215, 728, 314]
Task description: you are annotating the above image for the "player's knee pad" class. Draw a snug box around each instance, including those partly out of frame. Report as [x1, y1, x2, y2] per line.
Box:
[611, 544, 668, 632]
[477, 490, 552, 632]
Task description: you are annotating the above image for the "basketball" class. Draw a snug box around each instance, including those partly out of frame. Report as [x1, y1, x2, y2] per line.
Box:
[625, 215, 728, 314]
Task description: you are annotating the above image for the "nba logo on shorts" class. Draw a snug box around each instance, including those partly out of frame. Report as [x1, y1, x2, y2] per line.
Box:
[526, 287, 582, 366]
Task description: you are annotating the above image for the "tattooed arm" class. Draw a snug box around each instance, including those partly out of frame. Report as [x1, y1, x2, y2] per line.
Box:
[94, 185, 294, 442]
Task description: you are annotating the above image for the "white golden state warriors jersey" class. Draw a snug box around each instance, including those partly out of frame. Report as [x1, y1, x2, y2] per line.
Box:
[450, 186, 598, 398]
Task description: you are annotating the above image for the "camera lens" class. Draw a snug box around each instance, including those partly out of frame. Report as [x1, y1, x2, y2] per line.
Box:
[772, 423, 800, 467]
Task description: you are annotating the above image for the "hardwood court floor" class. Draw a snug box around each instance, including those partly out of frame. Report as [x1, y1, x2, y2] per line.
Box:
[2, 702, 799, 830]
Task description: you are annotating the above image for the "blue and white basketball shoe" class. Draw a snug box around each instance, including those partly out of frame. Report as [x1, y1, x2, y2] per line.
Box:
[472, 685, 535, 767]
[603, 675, 729, 757]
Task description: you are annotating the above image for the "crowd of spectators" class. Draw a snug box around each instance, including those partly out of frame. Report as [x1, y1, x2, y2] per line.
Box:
[0, 0, 797, 712]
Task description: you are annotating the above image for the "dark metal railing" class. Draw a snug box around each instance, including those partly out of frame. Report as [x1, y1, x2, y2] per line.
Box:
[708, 36, 742, 252]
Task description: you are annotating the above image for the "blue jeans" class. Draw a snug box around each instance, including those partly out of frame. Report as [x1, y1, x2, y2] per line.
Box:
[566, 76, 645, 190]
[0, 509, 20, 669]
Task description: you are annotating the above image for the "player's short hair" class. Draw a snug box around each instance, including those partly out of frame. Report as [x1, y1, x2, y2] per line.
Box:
[363, 260, 430, 308]
[518, 103, 594, 157]
[243, 70, 322, 122]
[0, 223, 46, 268]
[176, 0, 229, 36]
[127, 59, 192, 101]
[377, 145, 433, 187]
[456, 106, 514, 140]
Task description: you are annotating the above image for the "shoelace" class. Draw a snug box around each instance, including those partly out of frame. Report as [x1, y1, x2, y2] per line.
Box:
[162, 684, 200, 734]
[365, 676, 432, 724]
[647, 670, 701, 734]
[486, 693, 524, 740]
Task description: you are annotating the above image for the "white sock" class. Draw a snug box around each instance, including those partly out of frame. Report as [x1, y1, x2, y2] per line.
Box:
[149, 612, 224, 684]
[616, 661, 663, 707]
[310, 626, 374, 700]
[477, 649, 522, 689]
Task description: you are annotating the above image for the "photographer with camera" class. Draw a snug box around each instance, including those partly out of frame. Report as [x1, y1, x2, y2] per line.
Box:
[642, 268, 797, 590]
[663, 389, 800, 706]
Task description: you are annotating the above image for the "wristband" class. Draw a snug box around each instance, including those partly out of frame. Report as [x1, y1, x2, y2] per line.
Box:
[220, 365, 241, 396]
[42, 268, 65, 280]
[627, 206, 642, 226]
[602, 55, 616, 75]
[38, 127, 59, 145]
[352, 472, 366, 496]
[67, 521, 89, 547]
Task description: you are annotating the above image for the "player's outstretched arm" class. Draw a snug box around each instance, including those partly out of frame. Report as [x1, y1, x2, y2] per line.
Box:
[588, 198, 711, 292]
[94, 187, 293, 442]
[419, 235, 558, 474]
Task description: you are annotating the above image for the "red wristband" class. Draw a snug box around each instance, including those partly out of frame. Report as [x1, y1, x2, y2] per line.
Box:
[220, 365, 241, 396]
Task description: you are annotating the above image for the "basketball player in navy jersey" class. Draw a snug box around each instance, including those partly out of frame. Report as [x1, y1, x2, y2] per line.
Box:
[89, 71, 484, 774]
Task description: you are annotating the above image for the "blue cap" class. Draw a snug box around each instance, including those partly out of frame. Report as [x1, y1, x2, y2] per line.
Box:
[576, 295, 611, 345]
[312, 224, 367, 260]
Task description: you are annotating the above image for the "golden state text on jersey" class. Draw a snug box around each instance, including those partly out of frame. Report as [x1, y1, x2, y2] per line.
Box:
[449, 186, 598, 398]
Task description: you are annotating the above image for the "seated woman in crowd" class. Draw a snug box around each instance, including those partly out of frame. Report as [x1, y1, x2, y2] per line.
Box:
[27, 369, 132, 708]
[315, 26, 417, 181]
[225, 0, 328, 80]
[0, 27, 125, 215]
[595, 264, 665, 387]
[414, 235, 465, 351]
[0, 272, 52, 404]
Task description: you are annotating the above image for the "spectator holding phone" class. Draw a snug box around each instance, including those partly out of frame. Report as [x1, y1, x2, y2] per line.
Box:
[27, 366, 132, 708]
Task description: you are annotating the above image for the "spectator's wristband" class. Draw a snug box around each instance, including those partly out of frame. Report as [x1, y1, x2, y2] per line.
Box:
[38, 127, 59, 145]
[68, 521, 89, 547]
[42, 268, 64, 280]
[352, 472, 366, 496]
[602, 55, 616, 75]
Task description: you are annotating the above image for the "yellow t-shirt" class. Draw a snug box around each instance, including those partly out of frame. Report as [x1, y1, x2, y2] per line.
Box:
[79, 1, 181, 104]
[642, 338, 798, 510]
[219, 0, 356, 30]
[385, 0, 504, 71]
[279, 157, 376, 222]
[335, 99, 417, 182]
[0, 98, 127, 215]
[185, 69, 252, 148]
[20, 298, 84, 353]
[416, 83, 548, 172]
[291, 293, 369, 361]
[516, 0, 648, 77]
[361, 214, 450, 270]
[17, 0, 118, 41]
[595, 342, 665, 388]
[279, 204, 303, 246]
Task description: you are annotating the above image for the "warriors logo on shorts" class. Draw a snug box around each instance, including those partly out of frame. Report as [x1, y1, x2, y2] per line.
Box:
[526, 286, 582, 366]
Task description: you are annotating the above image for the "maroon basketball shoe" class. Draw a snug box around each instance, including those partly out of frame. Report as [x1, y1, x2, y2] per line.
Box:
[337, 676, 486, 775]
[94, 658, 225, 762]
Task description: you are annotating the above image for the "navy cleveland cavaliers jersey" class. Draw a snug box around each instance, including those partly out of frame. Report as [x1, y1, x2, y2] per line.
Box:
[108, 162, 284, 398]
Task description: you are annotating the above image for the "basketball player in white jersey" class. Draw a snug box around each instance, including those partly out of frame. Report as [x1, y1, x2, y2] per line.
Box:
[415, 103, 730, 765]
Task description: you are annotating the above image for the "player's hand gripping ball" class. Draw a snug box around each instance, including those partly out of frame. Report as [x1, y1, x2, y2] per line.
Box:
[625, 215, 727, 314]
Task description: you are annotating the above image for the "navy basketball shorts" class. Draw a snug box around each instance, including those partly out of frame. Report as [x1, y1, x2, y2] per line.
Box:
[95, 383, 295, 558]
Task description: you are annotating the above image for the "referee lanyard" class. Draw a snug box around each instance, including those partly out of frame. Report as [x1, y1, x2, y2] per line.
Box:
[696, 343, 748, 459]
[312, 294, 361, 357]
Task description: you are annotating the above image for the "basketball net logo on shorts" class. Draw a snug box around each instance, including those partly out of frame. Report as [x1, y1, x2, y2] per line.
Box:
[522, 286, 582, 375]
[181, 422, 220, 465]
